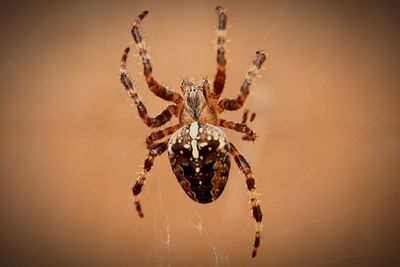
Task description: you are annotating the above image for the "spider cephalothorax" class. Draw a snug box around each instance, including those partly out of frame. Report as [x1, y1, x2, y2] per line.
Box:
[179, 79, 219, 125]
[119, 6, 266, 258]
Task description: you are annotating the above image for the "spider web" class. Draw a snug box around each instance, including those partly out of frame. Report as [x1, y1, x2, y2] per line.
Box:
[1, 1, 399, 267]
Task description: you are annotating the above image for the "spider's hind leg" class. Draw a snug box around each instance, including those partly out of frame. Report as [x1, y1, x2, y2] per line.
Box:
[229, 142, 263, 258]
[132, 140, 169, 218]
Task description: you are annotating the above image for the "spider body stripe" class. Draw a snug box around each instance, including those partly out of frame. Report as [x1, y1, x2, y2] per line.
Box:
[190, 140, 200, 159]
[189, 121, 199, 138]
[168, 123, 230, 203]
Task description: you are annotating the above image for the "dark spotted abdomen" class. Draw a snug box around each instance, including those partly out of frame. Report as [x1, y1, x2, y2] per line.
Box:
[168, 122, 231, 203]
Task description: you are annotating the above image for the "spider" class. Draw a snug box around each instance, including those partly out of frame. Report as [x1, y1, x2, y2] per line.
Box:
[119, 6, 266, 258]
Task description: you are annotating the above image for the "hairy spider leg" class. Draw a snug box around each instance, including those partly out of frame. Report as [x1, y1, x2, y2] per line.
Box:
[212, 5, 228, 99]
[229, 142, 263, 258]
[219, 119, 257, 141]
[240, 109, 257, 140]
[132, 141, 169, 218]
[120, 47, 177, 128]
[146, 124, 181, 148]
[218, 51, 267, 110]
[131, 11, 182, 104]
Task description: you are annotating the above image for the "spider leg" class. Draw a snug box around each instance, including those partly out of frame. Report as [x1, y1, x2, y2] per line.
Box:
[250, 112, 256, 123]
[131, 11, 182, 104]
[241, 109, 257, 140]
[212, 6, 227, 99]
[242, 109, 249, 124]
[132, 140, 169, 218]
[120, 47, 177, 128]
[219, 119, 256, 141]
[229, 142, 263, 258]
[218, 51, 267, 111]
[146, 124, 180, 148]
[241, 109, 256, 124]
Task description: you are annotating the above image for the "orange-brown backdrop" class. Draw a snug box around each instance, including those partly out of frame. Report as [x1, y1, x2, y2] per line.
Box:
[1, 1, 399, 266]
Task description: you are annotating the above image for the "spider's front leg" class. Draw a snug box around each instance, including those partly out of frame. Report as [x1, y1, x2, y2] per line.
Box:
[120, 47, 177, 128]
[218, 51, 267, 110]
[132, 140, 169, 218]
[229, 142, 263, 258]
[131, 11, 182, 104]
[212, 5, 228, 99]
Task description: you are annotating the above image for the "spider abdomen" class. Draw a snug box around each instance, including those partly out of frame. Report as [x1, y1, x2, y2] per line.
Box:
[168, 122, 231, 203]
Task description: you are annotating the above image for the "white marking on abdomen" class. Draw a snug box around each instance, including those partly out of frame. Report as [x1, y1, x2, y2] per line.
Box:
[199, 142, 208, 148]
[191, 140, 199, 159]
[189, 122, 199, 139]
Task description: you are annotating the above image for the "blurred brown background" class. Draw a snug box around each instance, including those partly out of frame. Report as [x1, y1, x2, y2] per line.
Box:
[1, 0, 399, 266]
